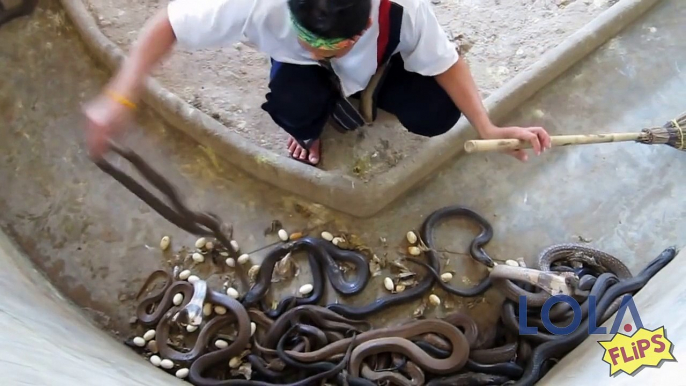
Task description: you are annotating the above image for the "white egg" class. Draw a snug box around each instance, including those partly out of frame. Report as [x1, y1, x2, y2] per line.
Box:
[226, 287, 239, 299]
[179, 270, 191, 280]
[192, 252, 205, 263]
[160, 236, 171, 251]
[383, 277, 394, 292]
[133, 337, 146, 347]
[150, 355, 162, 367]
[299, 284, 314, 295]
[160, 359, 174, 369]
[143, 329, 156, 341]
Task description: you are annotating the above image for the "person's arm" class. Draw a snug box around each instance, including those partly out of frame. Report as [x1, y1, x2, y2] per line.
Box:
[82, 8, 176, 158]
[83, 0, 254, 158]
[399, 0, 551, 161]
[107, 8, 177, 105]
[435, 58, 551, 161]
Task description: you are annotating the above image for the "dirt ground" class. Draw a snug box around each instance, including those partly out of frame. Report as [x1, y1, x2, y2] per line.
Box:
[84, 0, 616, 179]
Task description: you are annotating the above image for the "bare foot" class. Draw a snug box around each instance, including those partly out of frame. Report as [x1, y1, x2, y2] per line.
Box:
[287, 137, 320, 165]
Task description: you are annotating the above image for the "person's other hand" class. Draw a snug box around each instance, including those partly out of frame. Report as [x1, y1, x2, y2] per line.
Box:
[479, 124, 551, 162]
[82, 92, 134, 159]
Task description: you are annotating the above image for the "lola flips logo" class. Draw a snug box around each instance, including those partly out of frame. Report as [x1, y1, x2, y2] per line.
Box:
[598, 326, 677, 376]
[520, 293, 677, 376]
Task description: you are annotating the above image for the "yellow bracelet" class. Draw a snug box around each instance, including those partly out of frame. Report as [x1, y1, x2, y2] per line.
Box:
[105, 90, 137, 110]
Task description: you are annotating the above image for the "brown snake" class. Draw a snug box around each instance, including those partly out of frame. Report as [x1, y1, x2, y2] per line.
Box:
[349, 334, 469, 376]
[186, 291, 252, 385]
[136, 273, 194, 326]
[360, 356, 424, 386]
[285, 319, 469, 364]
[261, 305, 371, 349]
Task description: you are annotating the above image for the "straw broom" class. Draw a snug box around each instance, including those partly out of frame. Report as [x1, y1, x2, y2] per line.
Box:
[463, 112, 686, 154]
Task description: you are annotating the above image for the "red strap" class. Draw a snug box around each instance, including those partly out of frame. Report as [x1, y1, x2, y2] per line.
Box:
[376, 0, 391, 67]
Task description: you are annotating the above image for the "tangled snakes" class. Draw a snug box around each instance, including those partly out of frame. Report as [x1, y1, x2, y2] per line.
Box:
[94, 139, 677, 385]
[125, 200, 677, 386]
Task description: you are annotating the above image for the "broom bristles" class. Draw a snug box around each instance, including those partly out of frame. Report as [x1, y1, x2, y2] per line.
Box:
[638, 111, 686, 150]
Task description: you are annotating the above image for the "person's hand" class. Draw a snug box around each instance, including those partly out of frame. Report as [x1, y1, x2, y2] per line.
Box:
[82, 91, 135, 159]
[478, 124, 551, 162]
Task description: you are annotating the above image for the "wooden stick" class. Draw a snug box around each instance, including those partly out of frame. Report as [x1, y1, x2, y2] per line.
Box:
[463, 132, 643, 153]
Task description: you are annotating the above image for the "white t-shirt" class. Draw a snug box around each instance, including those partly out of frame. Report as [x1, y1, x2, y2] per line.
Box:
[167, 0, 458, 96]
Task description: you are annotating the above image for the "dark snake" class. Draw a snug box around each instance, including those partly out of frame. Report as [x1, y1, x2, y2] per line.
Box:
[328, 205, 494, 318]
[242, 236, 370, 309]
[512, 246, 676, 385]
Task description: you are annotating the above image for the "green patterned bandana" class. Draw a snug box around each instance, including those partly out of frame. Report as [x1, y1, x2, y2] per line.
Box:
[290, 14, 351, 51]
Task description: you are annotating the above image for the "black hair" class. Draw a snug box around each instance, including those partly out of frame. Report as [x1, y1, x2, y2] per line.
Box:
[288, 0, 372, 40]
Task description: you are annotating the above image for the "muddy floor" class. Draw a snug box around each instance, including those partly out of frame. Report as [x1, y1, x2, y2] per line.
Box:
[1, 0, 685, 345]
[82, 0, 617, 179]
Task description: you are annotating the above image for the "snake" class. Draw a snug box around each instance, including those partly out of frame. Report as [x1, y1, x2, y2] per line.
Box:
[413, 340, 523, 378]
[201, 333, 358, 386]
[274, 325, 375, 386]
[360, 357, 424, 386]
[136, 274, 195, 326]
[402, 206, 495, 296]
[261, 305, 371, 350]
[186, 292, 252, 385]
[413, 311, 480, 352]
[328, 205, 494, 318]
[348, 335, 469, 376]
[493, 244, 633, 309]
[426, 372, 511, 386]
[512, 247, 676, 386]
[242, 236, 370, 308]
[259, 252, 323, 319]
[245, 355, 291, 381]
[285, 319, 468, 363]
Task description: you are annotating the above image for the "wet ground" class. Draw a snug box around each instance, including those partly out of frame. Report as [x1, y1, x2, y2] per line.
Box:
[1, 0, 685, 343]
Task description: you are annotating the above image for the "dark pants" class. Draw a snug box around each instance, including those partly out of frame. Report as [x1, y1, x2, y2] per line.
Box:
[261, 54, 462, 144]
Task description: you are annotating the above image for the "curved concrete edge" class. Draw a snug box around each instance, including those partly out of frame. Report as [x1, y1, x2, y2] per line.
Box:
[59, 0, 660, 218]
[373, 0, 663, 208]
[0, 230, 183, 385]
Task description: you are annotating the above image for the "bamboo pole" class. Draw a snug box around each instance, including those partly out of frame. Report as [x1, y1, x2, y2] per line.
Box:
[463, 132, 644, 153]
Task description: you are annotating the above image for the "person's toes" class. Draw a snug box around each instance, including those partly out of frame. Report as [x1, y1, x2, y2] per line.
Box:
[292, 145, 302, 159]
[298, 146, 308, 160]
[308, 140, 320, 165]
[287, 138, 297, 155]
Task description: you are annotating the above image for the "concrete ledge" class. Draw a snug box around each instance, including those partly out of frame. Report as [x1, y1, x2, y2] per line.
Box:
[0, 230, 184, 385]
[59, 0, 661, 217]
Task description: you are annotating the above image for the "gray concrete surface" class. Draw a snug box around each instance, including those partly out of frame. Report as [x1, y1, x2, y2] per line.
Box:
[0, 0, 685, 383]
[58, 0, 663, 217]
[0, 231, 184, 385]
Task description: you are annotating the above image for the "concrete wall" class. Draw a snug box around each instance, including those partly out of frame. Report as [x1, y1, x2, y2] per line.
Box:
[0, 231, 183, 386]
